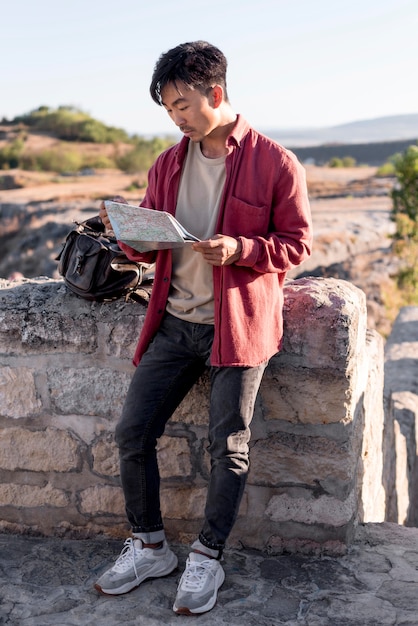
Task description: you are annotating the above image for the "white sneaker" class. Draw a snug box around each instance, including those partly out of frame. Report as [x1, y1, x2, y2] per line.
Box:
[173, 552, 225, 615]
[94, 538, 178, 595]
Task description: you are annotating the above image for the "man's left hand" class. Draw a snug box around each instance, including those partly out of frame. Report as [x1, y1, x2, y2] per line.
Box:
[192, 234, 242, 266]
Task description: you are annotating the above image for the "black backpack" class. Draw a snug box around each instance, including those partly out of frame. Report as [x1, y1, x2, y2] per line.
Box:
[56, 216, 153, 303]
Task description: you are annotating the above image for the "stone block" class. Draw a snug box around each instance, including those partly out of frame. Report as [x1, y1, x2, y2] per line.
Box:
[22, 312, 97, 353]
[265, 491, 356, 527]
[106, 315, 145, 359]
[249, 431, 356, 497]
[79, 485, 125, 516]
[0, 284, 97, 355]
[161, 486, 206, 520]
[0, 427, 80, 472]
[282, 277, 367, 370]
[385, 391, 418, 524]
[358, 330, 386, 522]
[0, 483, 69, 507]
[0, 366, 41, 418]
[48, 367, 131, 419]
[393, 418, 410, 525]
[384, 306, 418, 525]
[261, 364, 350, 425]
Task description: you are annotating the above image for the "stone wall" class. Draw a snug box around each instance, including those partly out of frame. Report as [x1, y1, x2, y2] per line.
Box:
[384, 306, 418, 526]
[0, 276, 393, 554]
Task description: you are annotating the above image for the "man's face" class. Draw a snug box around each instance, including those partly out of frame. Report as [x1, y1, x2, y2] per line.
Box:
[161, 81, 219, 142]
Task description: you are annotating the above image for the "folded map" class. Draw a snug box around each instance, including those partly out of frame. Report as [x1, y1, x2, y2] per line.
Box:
[104, 201, 200, 252]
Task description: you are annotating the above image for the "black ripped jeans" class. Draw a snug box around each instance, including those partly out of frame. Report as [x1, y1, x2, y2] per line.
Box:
[115, 313, 267, 553]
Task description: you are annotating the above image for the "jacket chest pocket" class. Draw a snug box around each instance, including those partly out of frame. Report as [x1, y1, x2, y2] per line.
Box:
[223, 196, 270, 237]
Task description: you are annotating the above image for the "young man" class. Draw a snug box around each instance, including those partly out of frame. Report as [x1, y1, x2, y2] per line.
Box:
[96, 40, 312, 615]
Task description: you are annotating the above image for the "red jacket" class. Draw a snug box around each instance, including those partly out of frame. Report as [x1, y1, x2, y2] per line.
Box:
[120, 115, 312, 367]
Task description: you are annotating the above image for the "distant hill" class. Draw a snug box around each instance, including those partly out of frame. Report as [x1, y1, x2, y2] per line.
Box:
[264, 114, 418, 147]
[289, 137, 418, 167]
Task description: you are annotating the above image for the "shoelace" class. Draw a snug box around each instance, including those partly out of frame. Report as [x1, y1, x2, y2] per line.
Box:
[112, 538, 140, 578]
[181, 559, 216, 591]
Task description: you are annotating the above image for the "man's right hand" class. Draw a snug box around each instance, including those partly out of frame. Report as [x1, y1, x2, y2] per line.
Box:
[99, 195, 127, 232]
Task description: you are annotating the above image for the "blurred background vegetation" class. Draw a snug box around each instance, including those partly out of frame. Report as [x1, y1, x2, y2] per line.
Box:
[387, 144, 418, 307]
[0, 105, 176, 174]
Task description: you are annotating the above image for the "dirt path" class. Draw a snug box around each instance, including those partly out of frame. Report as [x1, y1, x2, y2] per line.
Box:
[0, 170, 143, 205]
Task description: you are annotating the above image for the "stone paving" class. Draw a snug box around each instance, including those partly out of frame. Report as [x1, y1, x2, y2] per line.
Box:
[1, 523, 418, 625]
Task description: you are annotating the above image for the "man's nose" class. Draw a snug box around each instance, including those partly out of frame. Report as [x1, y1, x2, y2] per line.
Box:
[172, 111, 186, 126]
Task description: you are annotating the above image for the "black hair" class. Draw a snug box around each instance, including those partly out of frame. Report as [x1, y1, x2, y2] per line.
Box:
[150, 41, 229, 105]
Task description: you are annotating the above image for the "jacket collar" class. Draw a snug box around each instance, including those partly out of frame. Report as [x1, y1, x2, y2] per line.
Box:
[227, 114, 250, 148]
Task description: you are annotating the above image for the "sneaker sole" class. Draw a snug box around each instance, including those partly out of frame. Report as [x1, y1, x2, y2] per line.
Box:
[173, 567, 225, 615]
[95, 553, 178, 596]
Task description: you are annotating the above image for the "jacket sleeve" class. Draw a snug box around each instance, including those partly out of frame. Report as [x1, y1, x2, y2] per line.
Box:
[235, 151, 313, 274]
[117, 162, 159, 264]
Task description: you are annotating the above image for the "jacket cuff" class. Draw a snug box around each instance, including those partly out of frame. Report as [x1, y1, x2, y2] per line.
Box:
[235, 236, 259, 267]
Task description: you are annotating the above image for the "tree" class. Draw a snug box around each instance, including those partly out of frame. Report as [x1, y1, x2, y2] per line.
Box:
[0, 137, 25, 169]
[327, 156, 357, 168]
[391, 143, 418, 224]
[389, 142, 418, 305]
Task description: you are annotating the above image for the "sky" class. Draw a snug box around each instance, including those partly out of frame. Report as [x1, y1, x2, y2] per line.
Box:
[2, 0, 418, 137]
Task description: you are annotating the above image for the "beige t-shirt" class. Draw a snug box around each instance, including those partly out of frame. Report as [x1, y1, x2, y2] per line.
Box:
[166, 141, 226, 324]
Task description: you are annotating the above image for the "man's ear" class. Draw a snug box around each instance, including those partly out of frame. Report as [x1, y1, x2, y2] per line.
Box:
[211, 85, 224, 108]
